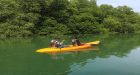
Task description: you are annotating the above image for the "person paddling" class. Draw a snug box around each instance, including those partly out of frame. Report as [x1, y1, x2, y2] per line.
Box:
[72, 38, 78, 47]
[50, 37, 69, 48]
[75, 36, 85, 46]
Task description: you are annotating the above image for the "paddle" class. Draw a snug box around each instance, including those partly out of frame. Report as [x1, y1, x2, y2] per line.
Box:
[67, 42, 71, 45]
[59, 39, 70, 50]
[67, 41, 95, 46]
[85, 41, 99, 46]
[65, 39, 69, 40]
[59, 40, 98, 50]
[79, 42, 98, 46]
[90, 44, 97, 46]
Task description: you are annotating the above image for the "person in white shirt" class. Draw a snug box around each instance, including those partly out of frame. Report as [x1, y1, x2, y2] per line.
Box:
[50, 37, 69, 48]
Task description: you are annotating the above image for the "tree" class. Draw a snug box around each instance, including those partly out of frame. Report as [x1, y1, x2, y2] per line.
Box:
[102, 16, 121, 33]
[0, 0, 41, 37]
[116, 5, 134, 15]
[99, 4, 114, 16]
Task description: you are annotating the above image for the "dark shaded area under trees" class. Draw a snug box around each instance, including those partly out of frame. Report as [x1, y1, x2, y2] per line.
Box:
[0, 0, 140, 37]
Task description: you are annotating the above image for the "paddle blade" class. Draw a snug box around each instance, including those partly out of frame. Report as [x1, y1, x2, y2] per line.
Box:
[67, 42, 71, 44]
[90, 44, 97, 46]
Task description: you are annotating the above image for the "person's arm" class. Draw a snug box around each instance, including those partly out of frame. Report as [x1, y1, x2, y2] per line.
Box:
[55, 41, 64, 46]
[76, 40, 80, 46]
[78, 40, 85, 45]
[61, 40, 65, 44]
[59, 42, 63, 45]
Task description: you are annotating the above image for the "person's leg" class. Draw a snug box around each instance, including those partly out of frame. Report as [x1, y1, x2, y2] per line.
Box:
[63, 45, 70, 47]
[57, 45, 65, 48]
[57, 45, 70, 48]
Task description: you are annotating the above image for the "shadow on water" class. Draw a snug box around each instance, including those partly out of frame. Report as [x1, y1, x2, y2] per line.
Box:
[0, 34, 140, 75]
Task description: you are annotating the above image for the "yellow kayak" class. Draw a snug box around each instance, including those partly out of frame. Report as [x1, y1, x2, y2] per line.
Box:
[43, 46, 99, 57]
[36, 41, 100, 53]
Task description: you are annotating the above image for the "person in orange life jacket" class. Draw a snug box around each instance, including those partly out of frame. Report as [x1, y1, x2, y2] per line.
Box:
[50, 37, 69, 48]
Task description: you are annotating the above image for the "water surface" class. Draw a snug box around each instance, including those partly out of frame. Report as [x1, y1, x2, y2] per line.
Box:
[0, 34, 140, 75]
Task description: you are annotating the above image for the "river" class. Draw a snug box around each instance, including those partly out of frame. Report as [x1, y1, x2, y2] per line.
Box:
[0, 34, 140, 75]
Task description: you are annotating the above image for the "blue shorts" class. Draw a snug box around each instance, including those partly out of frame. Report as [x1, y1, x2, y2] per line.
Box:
[57, 45, 70, 48]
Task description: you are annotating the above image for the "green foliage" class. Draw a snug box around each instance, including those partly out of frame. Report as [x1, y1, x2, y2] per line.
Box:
[116, 5, 134, 15]
[0, 0, 140, 37]
[99, 4, 114, 16]
[38, 18, 70, 35]
[102, 16, 121, 32]
[0, 0, 40, 37]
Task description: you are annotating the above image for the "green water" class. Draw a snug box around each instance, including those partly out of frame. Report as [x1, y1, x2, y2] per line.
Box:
[0, 34, 140, 75]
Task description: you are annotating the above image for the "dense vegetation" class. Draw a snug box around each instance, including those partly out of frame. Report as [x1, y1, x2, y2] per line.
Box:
[0, 0, 140, 37]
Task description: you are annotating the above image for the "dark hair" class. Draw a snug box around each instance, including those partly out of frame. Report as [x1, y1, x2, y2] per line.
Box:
[55, 37, 59, 39]
[75, 36, 79, 39]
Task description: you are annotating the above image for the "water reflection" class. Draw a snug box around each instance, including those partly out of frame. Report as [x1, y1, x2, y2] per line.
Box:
[37, 46, 99, 60]
[1, 34, 140, 75]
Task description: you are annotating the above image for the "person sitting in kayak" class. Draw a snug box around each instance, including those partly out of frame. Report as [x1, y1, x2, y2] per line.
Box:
[75, 36, 86, 46]
[72, 39, 78, 47]
[50, 37, 69, 48]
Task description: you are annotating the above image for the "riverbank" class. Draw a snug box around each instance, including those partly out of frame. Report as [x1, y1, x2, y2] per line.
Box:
[1, 0, 140, 37]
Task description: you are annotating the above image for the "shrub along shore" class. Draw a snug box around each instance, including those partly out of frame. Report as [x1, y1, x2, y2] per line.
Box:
[0, 0, 140, 37]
